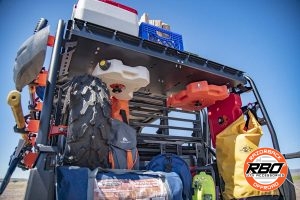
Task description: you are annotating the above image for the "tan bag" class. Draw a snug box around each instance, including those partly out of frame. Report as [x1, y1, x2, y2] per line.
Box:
[216, 111, 279, 199]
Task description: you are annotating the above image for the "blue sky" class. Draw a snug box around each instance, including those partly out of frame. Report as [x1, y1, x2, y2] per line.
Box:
[0, 0, 299, 179]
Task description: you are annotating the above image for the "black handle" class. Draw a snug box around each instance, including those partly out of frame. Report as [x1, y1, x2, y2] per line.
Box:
[34, 18, 48, 34]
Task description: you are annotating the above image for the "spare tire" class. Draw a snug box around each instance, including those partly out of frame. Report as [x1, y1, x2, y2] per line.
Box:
[63, 74, 111, 169]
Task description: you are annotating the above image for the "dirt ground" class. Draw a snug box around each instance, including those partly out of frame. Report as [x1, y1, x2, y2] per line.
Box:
[0, 181, 26, 200]
[0, 179, 299, 199]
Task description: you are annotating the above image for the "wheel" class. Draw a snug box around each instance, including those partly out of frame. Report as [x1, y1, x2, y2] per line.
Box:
[63, 74, 112, 169]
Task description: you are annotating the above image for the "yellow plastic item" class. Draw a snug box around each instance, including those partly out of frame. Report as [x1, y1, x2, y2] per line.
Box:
[7, 90, 28, 141]
[7, 90, 25, 129]
[216, 111, 279, 200]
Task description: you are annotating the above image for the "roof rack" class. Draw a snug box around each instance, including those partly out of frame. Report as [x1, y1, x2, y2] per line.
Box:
[60, 19, 246, 95]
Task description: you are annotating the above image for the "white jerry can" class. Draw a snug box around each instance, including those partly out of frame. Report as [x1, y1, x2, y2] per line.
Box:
[92, 59, 150, 100]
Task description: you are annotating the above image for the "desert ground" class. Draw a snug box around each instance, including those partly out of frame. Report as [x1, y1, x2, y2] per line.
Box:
[0, 180, 26, 200]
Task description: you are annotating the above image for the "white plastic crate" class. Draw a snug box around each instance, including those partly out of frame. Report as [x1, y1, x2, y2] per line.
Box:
[73, 0, 139, 36]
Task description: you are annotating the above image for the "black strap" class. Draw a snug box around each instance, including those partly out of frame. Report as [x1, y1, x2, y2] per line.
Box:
[242, 103, 260, 130]
[120, 109, 128, 124]
[164, 154, 172, 172]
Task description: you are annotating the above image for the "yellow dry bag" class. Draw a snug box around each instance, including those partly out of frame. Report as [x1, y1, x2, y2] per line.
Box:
[216, 111, 279, 199]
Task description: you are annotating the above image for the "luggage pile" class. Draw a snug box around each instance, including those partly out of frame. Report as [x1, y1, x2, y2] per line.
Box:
[59, 73, 217, 199]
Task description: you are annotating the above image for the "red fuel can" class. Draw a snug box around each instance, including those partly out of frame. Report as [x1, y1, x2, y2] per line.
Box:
[208, 93, 243, 147]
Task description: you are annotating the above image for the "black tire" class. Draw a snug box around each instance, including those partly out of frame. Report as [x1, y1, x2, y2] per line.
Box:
[63, 74, 112, 169]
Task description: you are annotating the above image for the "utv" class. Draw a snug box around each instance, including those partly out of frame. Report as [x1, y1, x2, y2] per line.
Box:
[1, 1, 299, 199]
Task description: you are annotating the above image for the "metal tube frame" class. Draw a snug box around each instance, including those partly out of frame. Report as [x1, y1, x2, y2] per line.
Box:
[245, 75, 296, 199]
[244, 75, 281, 152]
[36, 20, 65, 145]
[25, 20, 65, 200]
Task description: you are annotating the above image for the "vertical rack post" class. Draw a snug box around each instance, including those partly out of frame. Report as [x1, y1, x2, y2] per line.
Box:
[244, 75, 281, 152]
[25, 20, 65, 200]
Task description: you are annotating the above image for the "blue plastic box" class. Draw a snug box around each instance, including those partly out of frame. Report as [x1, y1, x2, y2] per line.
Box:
[139, 22, 184, 51]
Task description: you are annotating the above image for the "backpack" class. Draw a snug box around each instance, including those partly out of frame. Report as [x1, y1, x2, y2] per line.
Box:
[63, 74, 112, 169]
[108, 119, 139, 170]
[147, 153, 192, 200]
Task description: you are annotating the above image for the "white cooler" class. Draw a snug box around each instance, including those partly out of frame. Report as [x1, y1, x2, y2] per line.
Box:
[92, 59, 150, 100]
[72, 0, 139, 36]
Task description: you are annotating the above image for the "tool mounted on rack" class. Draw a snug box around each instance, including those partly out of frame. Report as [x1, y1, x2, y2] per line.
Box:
[0, 18, 53, 195]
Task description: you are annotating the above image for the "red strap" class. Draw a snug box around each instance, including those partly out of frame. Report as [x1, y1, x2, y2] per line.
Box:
[109, 151, 115, 169]
[126, 150, 134, 169]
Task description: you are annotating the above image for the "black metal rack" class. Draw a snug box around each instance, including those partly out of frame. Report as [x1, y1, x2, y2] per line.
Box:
[128, 91, 208, 166]
[59, 19, 246, 95]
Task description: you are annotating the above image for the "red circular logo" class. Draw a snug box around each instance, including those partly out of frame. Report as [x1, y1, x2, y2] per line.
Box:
[244, 147, 287, 191]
